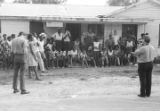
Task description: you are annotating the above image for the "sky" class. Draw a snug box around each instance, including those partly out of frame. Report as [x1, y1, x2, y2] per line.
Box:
[5, 0, 108, 5]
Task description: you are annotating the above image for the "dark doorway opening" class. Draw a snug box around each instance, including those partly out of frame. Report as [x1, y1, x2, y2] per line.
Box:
[122, 24, 138, 39]
[30, 21, 44, 35]
[66, 23, 81, 41]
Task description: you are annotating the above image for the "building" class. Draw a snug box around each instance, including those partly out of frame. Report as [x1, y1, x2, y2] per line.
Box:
[0, 3, 122, 41]
[0, 0, 160, 49]
[104, 0, 160, 49]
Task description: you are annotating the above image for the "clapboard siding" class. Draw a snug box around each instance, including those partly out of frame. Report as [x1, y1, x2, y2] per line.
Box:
[113, 1, 160, 19]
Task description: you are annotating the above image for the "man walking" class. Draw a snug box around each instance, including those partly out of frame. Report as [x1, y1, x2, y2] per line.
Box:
[11, 32, 29, 94]
[132, 35, 155, 97]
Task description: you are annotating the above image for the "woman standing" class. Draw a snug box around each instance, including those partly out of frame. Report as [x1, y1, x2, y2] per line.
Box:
[27, 34, 41, 80]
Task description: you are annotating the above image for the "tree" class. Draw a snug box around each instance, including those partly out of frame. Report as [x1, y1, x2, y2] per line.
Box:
[14, 0, 66, 4]
[108, 0, 139, 6]
[0, 0, 4, 3]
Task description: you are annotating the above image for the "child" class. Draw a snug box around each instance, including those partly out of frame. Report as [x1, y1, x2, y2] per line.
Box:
[69, 48, 78, 67]
[108, 48, 114, 66]
[56, 50, 64, 68]
[86, 46, 96, 67]
[44, 38, 54, 68]
[113, 46, 120, 66]
[80, 50, 88, 68]
[100, 49, 108, 67]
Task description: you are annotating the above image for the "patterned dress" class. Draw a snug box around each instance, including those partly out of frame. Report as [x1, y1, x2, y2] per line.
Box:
[28, 41, 38, 67]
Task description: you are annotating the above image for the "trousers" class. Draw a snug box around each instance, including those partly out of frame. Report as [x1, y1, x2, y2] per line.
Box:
[138, 62, 153, 96]
[13, 54, 26, 91]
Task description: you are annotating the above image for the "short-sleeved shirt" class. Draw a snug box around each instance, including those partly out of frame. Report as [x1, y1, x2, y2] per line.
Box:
[11, 36, 28, 63]
[63, 31, 71, 42]
[11, 36, 27, 55]
[134, 44, 156, 63]
[52, 32, 63, 41]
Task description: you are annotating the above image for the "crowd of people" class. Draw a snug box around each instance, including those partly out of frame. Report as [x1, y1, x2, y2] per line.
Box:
[0, 28, 157, 96]
[0, 29, 155, 73]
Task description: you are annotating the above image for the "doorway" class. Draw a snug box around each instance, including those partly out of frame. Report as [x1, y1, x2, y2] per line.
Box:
[122, 24, 138, 39]
[30, 21, 44, 35]
[66, 23, 81, 41]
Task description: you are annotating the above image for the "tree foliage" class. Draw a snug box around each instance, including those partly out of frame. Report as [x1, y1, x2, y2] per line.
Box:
[0, 0, 4, 3]
[108, 0, 139, 6]
[14, 0, 66, 4]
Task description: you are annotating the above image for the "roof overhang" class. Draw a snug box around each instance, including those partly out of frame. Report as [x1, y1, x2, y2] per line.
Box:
[0, 16, 103, 23]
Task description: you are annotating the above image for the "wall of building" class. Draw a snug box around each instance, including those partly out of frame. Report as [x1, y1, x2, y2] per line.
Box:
[44, 23, 89, 37]
[145, 20, 160, 48]
[104, 23, 122, 40]
[43, 23, 59, 37]
[1, 20, 29, 36]
[81, 23, 88, 33]
[137, 24, 146, 39]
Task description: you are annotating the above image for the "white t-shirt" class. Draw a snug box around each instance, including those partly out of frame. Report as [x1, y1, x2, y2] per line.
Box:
[38, 40, 45, 52]
[113, 35, 120, 45]
[108, 50, 113, 56]
[52, 32, 63, 41]
[71, 50, 78, 57]
[93, 42, 100, 51]
[63, 31, 71, 42]
[127, 41, 133, 47]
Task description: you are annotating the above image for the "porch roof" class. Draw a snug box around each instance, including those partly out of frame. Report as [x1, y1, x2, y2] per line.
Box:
[0, 3, 122, 22]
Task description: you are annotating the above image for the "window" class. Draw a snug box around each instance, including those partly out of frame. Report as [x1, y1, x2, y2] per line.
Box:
[0, 20, 1, 33]
[159, 24, 160, 46]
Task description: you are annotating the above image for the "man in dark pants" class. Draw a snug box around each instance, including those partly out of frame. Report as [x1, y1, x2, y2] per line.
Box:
[132, 35, 155, 97]
[12, 32, 29, 94]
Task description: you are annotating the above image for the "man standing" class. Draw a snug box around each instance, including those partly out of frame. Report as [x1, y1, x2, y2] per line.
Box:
[11, 32, 29, 94]
[105, 34, 114, 50]
[52, 29, 63, 51]
[132, 36, 155, 97]
[113, 30, 120, 48]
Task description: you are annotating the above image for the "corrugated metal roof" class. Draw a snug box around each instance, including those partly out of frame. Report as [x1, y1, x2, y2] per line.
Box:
[107, 0, 160, 20]
[0, 4, 122, 20]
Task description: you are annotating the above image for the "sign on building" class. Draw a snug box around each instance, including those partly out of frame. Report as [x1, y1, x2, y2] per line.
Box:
[46, 22, 63, 27]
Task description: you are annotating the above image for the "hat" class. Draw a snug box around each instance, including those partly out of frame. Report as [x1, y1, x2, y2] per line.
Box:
[39, 33, 47, 38]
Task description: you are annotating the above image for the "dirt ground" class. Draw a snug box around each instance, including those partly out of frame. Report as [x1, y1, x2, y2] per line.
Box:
[0, 65, 160, 111]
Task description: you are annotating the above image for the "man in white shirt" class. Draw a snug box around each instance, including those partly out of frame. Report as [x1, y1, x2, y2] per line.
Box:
[52, 29, 63, 51]
[63, 29, 71, 51]
[113, 30, 120, 47]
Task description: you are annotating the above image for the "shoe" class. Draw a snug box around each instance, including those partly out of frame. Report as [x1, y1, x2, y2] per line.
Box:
[13, 89, 19, 93]
[35, 78, 42, 81]
[21, 90, 30, 95]
[41, 71, 47, 73]
[146, 95, 150, 97]
[138, 94, 145, 97]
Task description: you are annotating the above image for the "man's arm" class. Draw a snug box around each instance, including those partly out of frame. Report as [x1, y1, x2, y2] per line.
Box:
[131, 47, 144, 56]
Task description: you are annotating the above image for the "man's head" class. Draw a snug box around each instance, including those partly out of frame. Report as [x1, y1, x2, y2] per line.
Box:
[7, 36, 11, 41]
[11, 34, 16, 39]
[58, 29, 62, 34]
[144, 35, 150, 44]
[113, 30, 117, 35]
[3, 34, 7, 40]
[27, 34, 33, 41]
[18, 32, 24, 37]
[109, 34, 112, 39]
